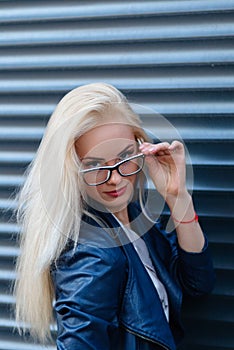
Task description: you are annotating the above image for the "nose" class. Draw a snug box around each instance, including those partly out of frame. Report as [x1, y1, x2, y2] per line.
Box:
[106, 169, 122, 185]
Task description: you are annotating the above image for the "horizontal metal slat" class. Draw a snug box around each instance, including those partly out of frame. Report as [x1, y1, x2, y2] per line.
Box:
[201, 218, 234, 245]
[0, 246, 19, 258]
[211, 244, 234, 270]
[193, 167, 234, 192]
[0, 338, 55, 350]
[1, 14, 234, 47]
[188, 153, 234, 167]
[136, 101, 234, 116]
[1, 73, 234, 93]
[0, 151, 34, 164]
[0, 104, 53, 117]
[0, 294, 14, 305]
[0, 175, 24, 187]
[0, 222, 19, 232]
[0, 127, 44, 140]
[186, 141, 234, 167]
[0, 199, 16, 210]
[194, 191, 234, 219]
[0, 318, 57, 348]
[1, 0, 234, 24]
[213, 269, 234, 297]
[183, 295, 234, 323]
[148, 125, 234, 141]
[1, 41, 234, 70]
[181, 320, 234, 349]
[0, 268, 16, 281]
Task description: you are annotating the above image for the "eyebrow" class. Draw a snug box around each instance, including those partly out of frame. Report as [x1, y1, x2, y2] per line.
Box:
[82, 156, 105, 161]
[82, 143, 135, 161]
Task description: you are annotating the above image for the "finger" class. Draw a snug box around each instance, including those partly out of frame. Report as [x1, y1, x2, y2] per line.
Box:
[168, 140, 184, 153]
[139, 142, 170, 155]
[157, 150, 170, 156]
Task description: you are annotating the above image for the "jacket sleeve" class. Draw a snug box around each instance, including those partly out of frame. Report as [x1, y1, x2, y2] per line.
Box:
[156, 223, 216, 297]
[175, 236, 216, 297]
[51, 243, 127, 350]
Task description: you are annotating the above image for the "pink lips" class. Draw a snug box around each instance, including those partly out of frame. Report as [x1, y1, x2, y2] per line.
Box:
[104, 185, 127, 198]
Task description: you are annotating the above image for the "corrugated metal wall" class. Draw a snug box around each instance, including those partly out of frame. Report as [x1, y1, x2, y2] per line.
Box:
[0, 1, 233, 349]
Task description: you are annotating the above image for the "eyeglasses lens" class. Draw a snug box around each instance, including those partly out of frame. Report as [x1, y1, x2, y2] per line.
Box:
[119, 157, 144, 176]
[84, 169, 109, 186]
[83, 155, 144, 186]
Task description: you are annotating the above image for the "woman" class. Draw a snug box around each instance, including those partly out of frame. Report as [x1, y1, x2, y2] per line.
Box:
[14, 83, 215, 349]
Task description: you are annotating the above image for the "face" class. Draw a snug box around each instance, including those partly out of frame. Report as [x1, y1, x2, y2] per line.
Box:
[75, 123, 140, 215]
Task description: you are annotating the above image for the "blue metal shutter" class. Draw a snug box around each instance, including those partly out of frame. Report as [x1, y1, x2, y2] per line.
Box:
[0, 1, 233, 349]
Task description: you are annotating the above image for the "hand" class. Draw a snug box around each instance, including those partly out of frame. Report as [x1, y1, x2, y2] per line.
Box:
[139, 140, 187, 200]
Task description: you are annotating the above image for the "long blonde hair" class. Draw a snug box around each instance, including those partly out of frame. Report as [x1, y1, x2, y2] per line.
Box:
[14, 82, 147, 343]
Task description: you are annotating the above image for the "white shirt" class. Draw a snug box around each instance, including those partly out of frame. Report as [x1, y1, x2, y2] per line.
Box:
[113, 216, 169, 321]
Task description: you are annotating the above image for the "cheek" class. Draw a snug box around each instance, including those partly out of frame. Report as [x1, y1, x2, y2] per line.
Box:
[128, 174, 137, 184]
[85, 185, 102, 200]
[123, 174, 137, 189]
[126, 175, 137, 196]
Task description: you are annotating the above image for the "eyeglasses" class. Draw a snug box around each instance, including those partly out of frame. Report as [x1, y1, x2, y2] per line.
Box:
[80, 153, 145, 186]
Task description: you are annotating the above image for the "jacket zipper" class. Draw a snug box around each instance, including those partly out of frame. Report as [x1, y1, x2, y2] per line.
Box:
[122, 325, 170, 350]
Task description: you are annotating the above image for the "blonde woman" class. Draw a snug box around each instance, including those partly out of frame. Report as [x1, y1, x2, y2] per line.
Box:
[15, 83, 215, 350]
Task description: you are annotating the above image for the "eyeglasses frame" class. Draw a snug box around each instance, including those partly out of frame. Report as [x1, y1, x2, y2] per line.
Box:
[80, 152, 145, 186]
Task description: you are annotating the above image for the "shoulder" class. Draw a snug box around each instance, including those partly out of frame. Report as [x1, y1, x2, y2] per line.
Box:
[52, 222, 127, 275]
[51, 229, 128, 329]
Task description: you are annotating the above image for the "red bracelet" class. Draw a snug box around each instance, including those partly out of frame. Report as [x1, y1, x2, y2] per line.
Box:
[172, 212, 198, 224]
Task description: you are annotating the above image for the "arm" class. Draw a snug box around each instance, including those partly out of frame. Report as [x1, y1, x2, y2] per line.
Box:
[139, 141, 215, 295]
[139, 140, 204, 252]
[51, 244, 127, 350]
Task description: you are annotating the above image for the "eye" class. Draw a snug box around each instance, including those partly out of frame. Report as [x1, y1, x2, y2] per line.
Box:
[82, 160, 102, 169]
[119, 148, 134, 160]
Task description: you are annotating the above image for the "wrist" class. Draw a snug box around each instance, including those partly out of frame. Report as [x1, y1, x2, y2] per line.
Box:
[166, 189, 192, 209]
[167, 191, 197, 223]
[172, 211, 198, 224]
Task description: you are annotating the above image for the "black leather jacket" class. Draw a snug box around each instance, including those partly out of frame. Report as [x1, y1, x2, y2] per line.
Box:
[51, 202, 215, 349]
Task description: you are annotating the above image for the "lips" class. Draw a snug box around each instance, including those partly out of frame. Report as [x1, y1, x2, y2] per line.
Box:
[104, 185, 127, 198]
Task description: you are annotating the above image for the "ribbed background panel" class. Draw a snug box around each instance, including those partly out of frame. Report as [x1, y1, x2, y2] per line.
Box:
[0, 1, 233, 349]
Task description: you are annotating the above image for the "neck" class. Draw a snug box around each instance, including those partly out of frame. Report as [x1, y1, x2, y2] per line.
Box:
[113, 208, 130, 226]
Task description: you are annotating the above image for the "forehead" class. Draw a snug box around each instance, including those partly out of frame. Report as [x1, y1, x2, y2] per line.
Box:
[75, 123, 135, 159]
